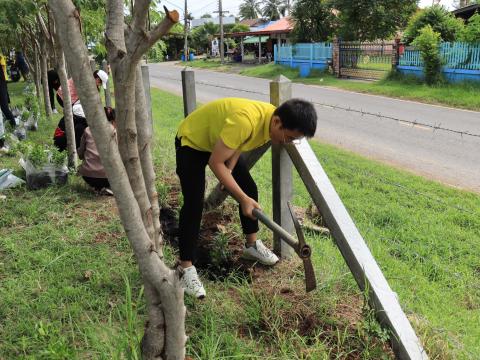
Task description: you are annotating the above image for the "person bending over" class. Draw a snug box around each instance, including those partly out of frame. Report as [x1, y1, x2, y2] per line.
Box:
[175, 97, 317, 298]
[78, 107, 116, 195]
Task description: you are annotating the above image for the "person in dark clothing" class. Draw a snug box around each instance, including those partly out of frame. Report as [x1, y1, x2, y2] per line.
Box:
[47, 70, 61, 113]
[53, 114, 88, 152]
[15, 51, 29, 80]
[0, 64, 16, 128]
[53, 104, 88, 152]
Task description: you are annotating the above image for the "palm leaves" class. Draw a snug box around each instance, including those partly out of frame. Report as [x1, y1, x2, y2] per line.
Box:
[239, 0, 292, 20]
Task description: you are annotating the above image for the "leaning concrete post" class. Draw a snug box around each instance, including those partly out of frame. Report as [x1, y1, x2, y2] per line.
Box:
[141, 65, 153, 133]
[270, 75, 295, 259]
[181, 67, 196, 117]
[102, 59, 112, 107]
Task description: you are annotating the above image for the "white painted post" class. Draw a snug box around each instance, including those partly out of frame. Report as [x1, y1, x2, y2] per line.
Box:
[102, 59, 112, 108]
[141, 65, 153, 132]
[181, 67, 196, 117]
[270, 75, 295, 258]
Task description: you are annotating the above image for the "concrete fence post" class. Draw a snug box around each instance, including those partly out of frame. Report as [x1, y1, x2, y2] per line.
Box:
[102, 59, 112, 108]
[141, 65, 153, 132]
[392, 37, 401, 71]
[333, 36, 341, 78]
[181, 67, 196, 117]
[89, 59, 96, 72]
[270, 75, 295, 259]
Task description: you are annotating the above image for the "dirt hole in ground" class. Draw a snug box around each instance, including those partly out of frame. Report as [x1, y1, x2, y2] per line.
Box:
[160, 201, 268, 281]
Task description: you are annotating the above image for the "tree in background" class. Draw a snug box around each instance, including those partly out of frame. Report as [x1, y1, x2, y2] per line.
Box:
[239, 0, 262, 19]
[334, 0, 417, 41]
[291, 0, 336, 43]
[460, 13, 480, 43]
[412, 25, 443, 85]
[261, 0, 287, 21]
[403, 5, 465, 44]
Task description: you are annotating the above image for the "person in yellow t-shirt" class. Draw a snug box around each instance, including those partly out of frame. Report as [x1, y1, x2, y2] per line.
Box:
[0, 54, 8, 81]
[175, 97, 317, 298]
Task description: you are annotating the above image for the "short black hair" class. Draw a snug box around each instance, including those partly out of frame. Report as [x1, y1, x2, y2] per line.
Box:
[104, 107, 115, 122]
[93, 70, 100, 79]
[273, 99, 317, 137]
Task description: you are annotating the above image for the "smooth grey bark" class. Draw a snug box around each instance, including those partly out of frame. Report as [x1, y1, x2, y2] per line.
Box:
[53, 38, 76, 167]
[38, 18, 52, 119]
[49, 1, 186, 359]
[43, 10, 77, 167]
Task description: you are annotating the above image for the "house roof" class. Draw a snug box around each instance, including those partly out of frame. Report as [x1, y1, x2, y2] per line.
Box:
[223, 17, 294, 38]
[239, 18, 267, 27]
[452, 4, 479, 20]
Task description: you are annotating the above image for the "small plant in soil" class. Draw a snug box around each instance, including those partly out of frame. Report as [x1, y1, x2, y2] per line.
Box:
[20, 142, 68, 190]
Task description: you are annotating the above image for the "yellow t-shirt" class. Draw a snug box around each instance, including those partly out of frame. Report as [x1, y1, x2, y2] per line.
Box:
[177, 98, 275, 152]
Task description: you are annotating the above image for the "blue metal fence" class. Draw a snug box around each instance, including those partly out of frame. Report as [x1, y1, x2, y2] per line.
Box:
[399, 42, 480, 70]
[274, 43, 333, 73]
[398, 42, 480, 82]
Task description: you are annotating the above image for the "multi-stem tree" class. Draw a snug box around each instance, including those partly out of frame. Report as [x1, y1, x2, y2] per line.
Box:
[49, 1, 185, 358]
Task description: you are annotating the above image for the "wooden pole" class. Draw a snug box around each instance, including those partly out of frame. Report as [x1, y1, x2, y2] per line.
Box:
[270, 75, 295, 258]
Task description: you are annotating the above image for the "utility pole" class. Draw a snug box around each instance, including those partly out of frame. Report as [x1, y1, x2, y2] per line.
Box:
[214, 0, 229, 64]
[219, 0, 224, 64]
[184, 0, 188, 61]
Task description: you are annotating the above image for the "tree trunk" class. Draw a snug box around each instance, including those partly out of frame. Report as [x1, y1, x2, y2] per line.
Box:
[49, 1, 186, 358]
[55, 44, 77, 167]
[33, 47, 42, 105]
[38, 28, 52, 118]
[47, 10, 77, 167]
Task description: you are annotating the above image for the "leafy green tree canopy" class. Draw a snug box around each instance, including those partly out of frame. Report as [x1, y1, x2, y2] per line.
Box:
[291, 0, 336, 43]
[334, 0, 417, 41]
[262, 0, 286, 21]
[459, 13, 480, 43]
[239, 0, 261, 19]
[403, 5, 465, 44]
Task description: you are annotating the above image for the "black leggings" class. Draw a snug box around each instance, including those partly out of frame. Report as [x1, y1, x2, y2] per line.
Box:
[175, 137, 259, 262]
[83, 176, 110, 190]
[0, 76, 15, 126]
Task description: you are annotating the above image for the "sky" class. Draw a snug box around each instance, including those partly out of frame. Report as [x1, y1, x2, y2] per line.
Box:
[161, 0, 456, 19]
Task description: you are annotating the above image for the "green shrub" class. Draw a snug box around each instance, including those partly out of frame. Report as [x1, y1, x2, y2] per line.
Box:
[403, 5, 464, 44]
[147, 40, 167, 62]
[412, 25, 443, 85]
[460, 13, 480, 43]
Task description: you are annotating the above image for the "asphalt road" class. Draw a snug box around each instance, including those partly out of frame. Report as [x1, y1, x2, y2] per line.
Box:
[148, 62, 480, 193]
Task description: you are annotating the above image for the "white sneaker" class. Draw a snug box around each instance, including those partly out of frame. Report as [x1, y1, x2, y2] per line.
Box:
[242, 240, 279, 266]
[0, 145, 10, 154]
[52, 108, 58, 114]
[179, 265, 206, 299]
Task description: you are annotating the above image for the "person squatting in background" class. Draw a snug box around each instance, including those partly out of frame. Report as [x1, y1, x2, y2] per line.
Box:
[78, 106, 116, 195]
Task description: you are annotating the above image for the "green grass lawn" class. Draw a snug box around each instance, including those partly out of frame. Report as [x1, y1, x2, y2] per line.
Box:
[1, 82, 479, 359]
